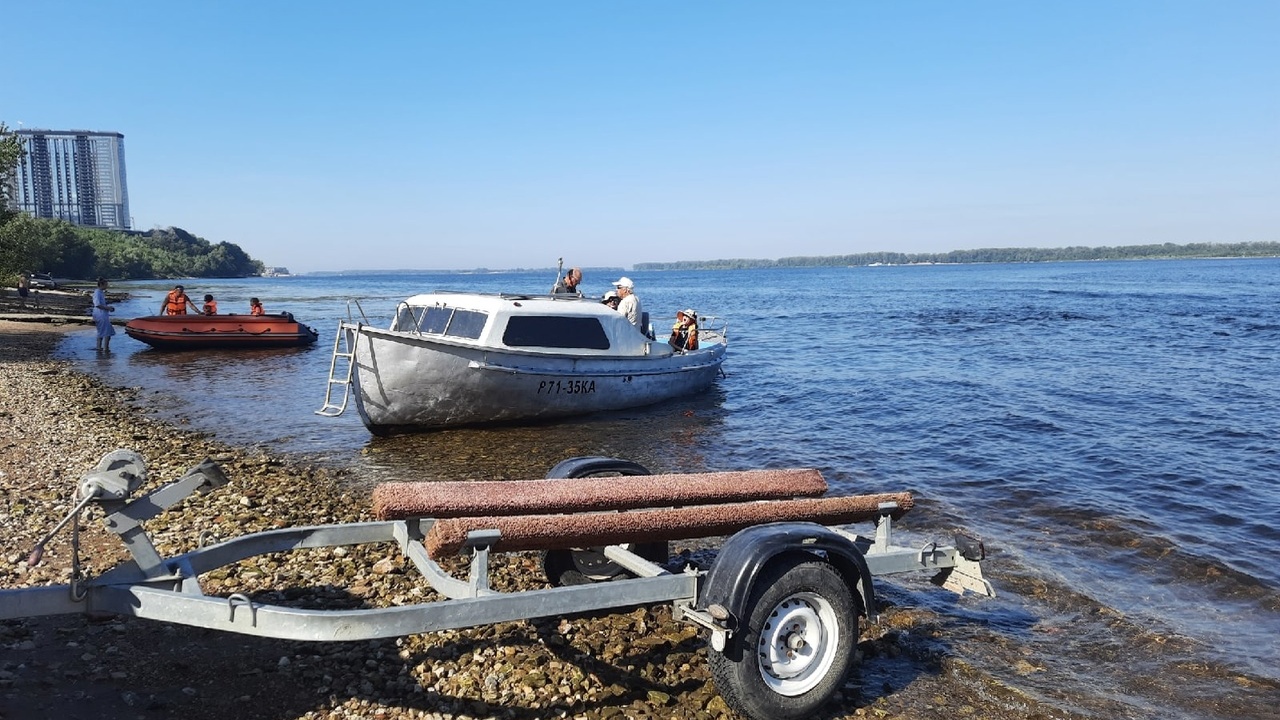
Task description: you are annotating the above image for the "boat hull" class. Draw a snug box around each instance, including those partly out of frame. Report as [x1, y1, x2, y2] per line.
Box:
[124, 314, 319, 351]
[349, 326, 725, 431]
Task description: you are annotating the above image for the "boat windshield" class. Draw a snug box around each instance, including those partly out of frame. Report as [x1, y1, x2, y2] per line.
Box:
[395, 305, 488, 340]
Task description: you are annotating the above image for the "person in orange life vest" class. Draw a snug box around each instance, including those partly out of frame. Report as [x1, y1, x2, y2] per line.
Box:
[668, 309, 699, 351]
[160, 285, 197, 315]
[249, 297, 265, 316]
[202, 294, 218, 315]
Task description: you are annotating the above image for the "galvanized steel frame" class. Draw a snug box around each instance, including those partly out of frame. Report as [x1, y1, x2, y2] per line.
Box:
[0, 457, 990, 643]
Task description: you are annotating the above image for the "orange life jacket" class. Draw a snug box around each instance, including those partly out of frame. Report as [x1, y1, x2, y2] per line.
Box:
[668, 320, 698, 351]
[250, 304, 265, 316]
[165, 290, 190, 315]
[202, 300, 218, 315]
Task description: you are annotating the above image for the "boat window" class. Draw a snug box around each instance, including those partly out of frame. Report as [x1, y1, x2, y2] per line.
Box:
[394, 306, 448, 333]
[444, 309, 487, 339]
[393, 306, 416, 331]
[418, 307, 452, 334]
[502, 316, 611, 350]
[395, 306, 488, 339]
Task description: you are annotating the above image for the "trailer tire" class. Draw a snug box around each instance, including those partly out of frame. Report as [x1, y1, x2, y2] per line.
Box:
[541, 456, 666, 586]
[709, 553, 859, 720]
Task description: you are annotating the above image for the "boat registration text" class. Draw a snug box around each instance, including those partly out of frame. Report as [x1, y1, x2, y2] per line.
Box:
[537, 379, 597, 395]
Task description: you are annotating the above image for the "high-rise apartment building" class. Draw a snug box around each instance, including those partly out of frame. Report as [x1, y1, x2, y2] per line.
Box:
[12, 128, 131, 230]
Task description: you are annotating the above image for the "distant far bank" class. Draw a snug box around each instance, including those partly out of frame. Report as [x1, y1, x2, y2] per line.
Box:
[304, 266, 625, 277]
[295, 242, 1278, 275]
[633, 241, 1280, 271]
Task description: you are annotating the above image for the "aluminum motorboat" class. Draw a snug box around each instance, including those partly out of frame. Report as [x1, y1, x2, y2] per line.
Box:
[317, 291, 727, 433]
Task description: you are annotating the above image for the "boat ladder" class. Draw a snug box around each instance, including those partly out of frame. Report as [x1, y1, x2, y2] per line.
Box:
[316, 300, 371, 417]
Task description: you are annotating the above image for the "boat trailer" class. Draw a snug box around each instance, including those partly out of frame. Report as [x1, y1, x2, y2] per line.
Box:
[0, 450, 993, 720]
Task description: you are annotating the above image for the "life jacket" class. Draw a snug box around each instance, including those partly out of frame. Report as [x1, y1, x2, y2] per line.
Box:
[668, 320, 699, 351]
[202, 300, 218, 315]
[250, 304, 265, 316]
[165, 290, 189, 315]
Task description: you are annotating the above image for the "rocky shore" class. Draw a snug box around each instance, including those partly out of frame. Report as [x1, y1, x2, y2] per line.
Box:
[0, 319, 1063, 720]
[0, 284, 129, 328]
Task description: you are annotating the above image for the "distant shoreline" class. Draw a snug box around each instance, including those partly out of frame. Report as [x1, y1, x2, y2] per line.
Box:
[633, 241, 1280, 272]
[295, 249, 1278, 276]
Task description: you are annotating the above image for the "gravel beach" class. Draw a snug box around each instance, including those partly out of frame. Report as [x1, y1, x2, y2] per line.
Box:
[0, 317, 1065, 720]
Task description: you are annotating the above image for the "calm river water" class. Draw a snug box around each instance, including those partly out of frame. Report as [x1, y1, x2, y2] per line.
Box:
[60, 259, 1280, 719]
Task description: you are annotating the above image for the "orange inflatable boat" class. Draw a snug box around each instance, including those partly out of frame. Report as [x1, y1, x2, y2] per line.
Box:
[124, 313, 319, 350]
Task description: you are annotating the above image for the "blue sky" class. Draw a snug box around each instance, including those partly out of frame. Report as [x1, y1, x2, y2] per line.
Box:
[5, 1, 1277, 273]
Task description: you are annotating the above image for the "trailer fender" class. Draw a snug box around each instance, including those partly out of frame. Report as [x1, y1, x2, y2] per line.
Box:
[699, 522, 874, 660]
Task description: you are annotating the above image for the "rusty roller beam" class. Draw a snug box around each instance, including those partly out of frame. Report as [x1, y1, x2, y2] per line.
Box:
[372, 468, 829, 520]
[424, 492, 914, 558]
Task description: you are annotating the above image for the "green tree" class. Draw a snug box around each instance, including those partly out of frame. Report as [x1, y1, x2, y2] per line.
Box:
[0, 216, 95, 276]
[0, 122, 25, 227]
[1, 216, 265, 282]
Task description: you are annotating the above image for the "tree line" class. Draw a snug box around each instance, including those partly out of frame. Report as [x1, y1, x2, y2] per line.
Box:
[1, 122, 262, 286]
[635, 241, 1280, 271]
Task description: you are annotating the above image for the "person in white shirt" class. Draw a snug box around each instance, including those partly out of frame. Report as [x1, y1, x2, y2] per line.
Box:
[91, 277, 116, 351]
[612, 277, 644, 333]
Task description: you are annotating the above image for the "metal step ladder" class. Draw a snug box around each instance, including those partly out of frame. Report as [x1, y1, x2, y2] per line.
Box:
[315, 321, 359, 417]
[317, 300, 375, 418]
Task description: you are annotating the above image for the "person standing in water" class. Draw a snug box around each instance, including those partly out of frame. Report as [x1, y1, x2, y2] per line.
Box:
[91, 277, 116, 351]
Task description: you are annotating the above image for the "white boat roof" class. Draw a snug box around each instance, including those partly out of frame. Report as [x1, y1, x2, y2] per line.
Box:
[397, 291, 670, 356]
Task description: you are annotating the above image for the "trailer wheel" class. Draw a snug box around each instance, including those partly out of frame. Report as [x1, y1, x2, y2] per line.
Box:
[541, 457, 667, 586]
[709, 554, 859, 720]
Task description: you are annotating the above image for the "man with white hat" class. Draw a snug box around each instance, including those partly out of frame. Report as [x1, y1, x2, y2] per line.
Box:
[612, 276, 644, 333]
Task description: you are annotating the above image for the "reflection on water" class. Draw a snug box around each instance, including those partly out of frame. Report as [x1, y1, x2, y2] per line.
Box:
[349, 387, 730, 487]
[60, 329, 360, 453]
[64, 318, 731, 474]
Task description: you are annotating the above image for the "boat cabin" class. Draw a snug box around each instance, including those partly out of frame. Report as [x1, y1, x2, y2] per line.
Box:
[391, 292, 671, 357]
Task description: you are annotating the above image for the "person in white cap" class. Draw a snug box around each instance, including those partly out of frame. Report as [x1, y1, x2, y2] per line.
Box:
[612, 277, 644, 332]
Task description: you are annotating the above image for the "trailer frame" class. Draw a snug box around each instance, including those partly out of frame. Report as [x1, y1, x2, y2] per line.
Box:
[1, 451, 994, 720]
